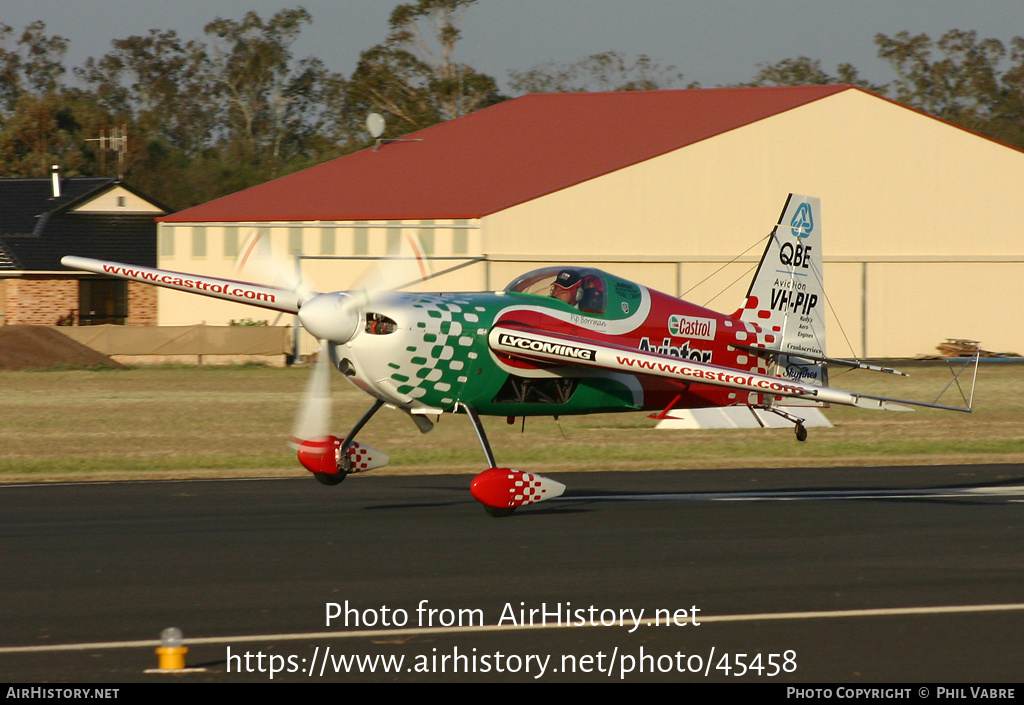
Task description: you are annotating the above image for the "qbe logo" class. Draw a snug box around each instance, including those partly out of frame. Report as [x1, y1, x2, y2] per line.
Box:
[790, 202, 813, 238]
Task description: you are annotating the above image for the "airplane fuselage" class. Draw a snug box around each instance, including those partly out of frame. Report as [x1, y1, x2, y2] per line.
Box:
[334, 266, 782, 418]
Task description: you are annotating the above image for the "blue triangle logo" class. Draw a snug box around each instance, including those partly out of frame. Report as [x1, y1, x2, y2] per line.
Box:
[791, 202, 813, 238]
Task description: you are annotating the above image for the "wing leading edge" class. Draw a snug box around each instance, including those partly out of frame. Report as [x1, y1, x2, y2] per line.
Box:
[489, 324, 970, 413]
[61, 256, 305, 315]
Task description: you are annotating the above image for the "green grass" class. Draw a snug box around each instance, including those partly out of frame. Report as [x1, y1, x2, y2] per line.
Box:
[0, 361, 1020, 482]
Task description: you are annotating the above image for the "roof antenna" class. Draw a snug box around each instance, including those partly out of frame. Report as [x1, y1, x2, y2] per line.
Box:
[85, 124, 128, 179]
[366, 113, 423, 152]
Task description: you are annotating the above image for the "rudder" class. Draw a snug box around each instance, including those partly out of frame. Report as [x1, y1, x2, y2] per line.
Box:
[738, 194, 828, 391]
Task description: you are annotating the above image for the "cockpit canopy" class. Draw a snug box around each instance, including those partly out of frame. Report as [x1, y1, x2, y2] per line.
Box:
[504, 266, 607, 314]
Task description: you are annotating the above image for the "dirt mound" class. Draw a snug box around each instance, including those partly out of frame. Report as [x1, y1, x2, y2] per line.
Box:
[0, 326, 125, 371]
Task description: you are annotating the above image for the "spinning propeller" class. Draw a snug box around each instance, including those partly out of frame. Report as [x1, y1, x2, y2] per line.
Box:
[235, 231, 432, 479]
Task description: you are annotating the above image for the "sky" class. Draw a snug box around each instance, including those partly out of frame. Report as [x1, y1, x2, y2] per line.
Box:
[2, 0, 1022, 92]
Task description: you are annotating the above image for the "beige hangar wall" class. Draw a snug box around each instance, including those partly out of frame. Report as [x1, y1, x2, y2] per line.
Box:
[484, 89, 1024, 357]
[156, 219, 487, 326]
[154, 89, 1024, 357]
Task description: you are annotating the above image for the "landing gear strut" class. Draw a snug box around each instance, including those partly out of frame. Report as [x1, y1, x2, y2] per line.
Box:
[464, 405, 498, 468]
[309, 398, 385, 486]
[464, 406, 514, 517]
[462, 405, 566, 517]
[339, 399, 385, 465]
[755, 404, 809, 442]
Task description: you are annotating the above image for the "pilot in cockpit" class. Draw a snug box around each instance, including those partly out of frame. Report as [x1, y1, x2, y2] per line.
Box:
[549, 268, 607, 313]
[549, 269, 583, 307]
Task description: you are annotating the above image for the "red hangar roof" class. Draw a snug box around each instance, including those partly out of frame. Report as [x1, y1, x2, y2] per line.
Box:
[159, 85, 853, 224]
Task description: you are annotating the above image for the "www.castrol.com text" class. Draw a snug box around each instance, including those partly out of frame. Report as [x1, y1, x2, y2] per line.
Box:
[100, 264, 276, 304]
[613, 354, 813, 396]
[492, 329, 813, 397]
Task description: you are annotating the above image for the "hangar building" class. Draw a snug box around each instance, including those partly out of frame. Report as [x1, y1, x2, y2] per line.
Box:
[155, 85, 1024, 357]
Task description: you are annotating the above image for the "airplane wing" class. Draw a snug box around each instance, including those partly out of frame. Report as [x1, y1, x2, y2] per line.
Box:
[489, 323, 972, 413]
[61, 256, 305, 315]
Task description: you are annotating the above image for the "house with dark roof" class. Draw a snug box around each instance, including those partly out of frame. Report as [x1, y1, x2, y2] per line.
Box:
[154, 86, 1024, 356]
[1, 173, 167, 325]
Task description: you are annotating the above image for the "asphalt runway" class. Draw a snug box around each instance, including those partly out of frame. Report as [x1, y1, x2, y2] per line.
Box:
[1, 464, 1023, 683]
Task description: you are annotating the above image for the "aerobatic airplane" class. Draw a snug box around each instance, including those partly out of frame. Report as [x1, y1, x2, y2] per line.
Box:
[63, 195, 974, 516]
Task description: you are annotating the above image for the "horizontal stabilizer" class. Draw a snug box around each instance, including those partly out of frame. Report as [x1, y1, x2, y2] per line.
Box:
[489, 323, 972, 414]
[732, 343, 909, 377]
[655, 407, 834, 430]
[851, 396, 914, 412]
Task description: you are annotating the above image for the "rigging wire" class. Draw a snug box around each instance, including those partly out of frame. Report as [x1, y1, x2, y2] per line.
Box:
[678, 234, 767, 306]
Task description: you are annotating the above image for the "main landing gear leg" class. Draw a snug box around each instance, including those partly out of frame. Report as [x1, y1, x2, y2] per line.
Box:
[340, 398, 386, 464]
[462, 405, 566, 517]
[463, 406, 512, 516]
[464, 406, 498, 468]
[313, 398, 386, 486]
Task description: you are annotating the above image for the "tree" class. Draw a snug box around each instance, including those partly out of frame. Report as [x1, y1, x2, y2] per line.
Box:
[0, 89, 113, 178]
[0, 20, 69, 108]
[874, 30, 1024, 149]
[386, 0, 501, 119]
[0, 21, 69, 117]
[0, 21, 107, 177]
[744, 56, 886, 94]
[345, 0, 503, 139]
[204, 7, 343, 171]
[508, 51, 689, 94]
[876, 30, 1006, 132]
[72, 8, 351, 207]
[995, 36, 1024, 149]
[346, 44, 441, 135]
[76, 29, 214, 158]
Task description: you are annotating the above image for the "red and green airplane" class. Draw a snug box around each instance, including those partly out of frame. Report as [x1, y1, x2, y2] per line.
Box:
[63, 195, 973, 516]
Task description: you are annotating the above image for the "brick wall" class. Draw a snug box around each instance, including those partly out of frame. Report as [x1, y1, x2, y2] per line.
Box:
[3, 278, 78, 325]
[127, 282, 157, 325]
[1, 277, 157, 326]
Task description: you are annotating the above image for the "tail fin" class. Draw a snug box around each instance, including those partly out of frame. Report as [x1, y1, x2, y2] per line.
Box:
[738, 195, 828, 389]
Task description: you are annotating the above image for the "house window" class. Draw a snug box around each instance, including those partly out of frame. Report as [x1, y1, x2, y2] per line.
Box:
[79, 278, 127, 325]
[159, 229, 175, 257]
